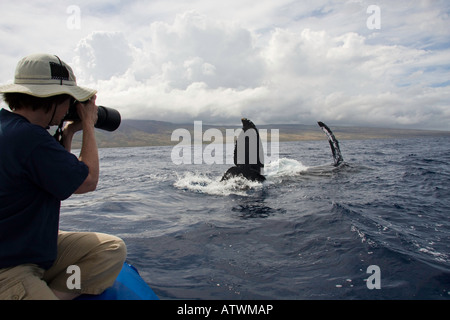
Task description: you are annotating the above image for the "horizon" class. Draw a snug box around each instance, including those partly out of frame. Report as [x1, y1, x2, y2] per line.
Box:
[119, 118, 450, 133]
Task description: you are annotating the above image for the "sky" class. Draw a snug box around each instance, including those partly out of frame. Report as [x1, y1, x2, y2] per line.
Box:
[0, 0, 449, 130]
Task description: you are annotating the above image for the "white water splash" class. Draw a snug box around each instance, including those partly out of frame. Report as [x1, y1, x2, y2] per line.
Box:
[264, 158, 309, 178]
[173, 158, 309, 196]
[174, 172, 262, 196]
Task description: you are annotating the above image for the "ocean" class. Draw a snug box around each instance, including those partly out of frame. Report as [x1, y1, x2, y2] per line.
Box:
[60, 136, 450, 300]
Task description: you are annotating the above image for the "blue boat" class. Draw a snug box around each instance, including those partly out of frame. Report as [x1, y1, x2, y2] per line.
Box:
[76, 262, 159, 300]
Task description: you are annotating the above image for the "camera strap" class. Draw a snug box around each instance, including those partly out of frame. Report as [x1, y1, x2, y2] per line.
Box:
[53, 120, 65, 147]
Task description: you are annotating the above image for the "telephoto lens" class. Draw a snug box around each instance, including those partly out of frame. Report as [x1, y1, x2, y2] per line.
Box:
[64, 104, 121, 132]
[94, 106, 121, 132]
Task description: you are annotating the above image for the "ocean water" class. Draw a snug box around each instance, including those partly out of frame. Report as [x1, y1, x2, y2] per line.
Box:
[60, 136, 450, 300]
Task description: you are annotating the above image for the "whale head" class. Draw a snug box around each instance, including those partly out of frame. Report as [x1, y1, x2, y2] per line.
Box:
[241, 118, 257, 131]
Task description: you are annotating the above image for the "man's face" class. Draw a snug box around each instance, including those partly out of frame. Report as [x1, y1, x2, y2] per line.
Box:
[49, 98, 71, 126]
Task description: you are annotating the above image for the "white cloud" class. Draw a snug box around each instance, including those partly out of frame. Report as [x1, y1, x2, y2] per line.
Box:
[0, 0, 449, 130]
[73, 31, 133, 81]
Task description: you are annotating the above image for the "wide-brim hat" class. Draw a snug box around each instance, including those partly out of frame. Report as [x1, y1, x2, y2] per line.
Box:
[0, 53, 97, 102]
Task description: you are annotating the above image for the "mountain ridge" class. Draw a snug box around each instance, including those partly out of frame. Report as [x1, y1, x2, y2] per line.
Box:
[68, 119, 450, 149]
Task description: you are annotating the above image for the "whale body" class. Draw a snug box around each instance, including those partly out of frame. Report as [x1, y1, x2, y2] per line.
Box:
[221, 118, 265, 182]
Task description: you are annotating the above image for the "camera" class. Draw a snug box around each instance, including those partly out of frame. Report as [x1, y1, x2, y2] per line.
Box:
[64, 102, 121, 132]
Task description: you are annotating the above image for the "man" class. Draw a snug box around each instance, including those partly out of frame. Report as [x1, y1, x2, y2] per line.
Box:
[0, 53, 126, 300]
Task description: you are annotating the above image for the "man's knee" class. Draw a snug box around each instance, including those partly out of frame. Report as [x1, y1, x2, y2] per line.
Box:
[109, 235, 127, 264]
[97, 234, 127, 266]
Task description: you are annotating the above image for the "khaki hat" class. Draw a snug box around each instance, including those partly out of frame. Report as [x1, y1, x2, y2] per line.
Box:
[0, 53, 97, 102]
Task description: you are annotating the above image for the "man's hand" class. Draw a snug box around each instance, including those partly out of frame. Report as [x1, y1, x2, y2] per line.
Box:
[61, 96, 98, 152]
[76, 95, 98, 128]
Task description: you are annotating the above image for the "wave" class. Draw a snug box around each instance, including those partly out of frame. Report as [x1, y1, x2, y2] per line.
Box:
[333, 202, 450, 271]
[173, 158, 310, 196]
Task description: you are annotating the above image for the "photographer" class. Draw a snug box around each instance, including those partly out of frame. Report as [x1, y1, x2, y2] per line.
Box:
[0, 53, 126, 300]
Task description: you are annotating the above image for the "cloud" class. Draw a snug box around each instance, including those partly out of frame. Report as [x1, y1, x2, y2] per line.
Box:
[76, 11, 269, 123]
[73, 31, 133, 81]
[1, 1, 449, 130]
[72, 10, 449, 130]
[146, 11, 265, 89]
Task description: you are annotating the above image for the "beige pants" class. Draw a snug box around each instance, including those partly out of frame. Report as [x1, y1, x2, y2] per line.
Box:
[0, 231, 127, 300]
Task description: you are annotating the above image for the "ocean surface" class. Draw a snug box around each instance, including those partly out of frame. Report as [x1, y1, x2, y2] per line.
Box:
[60, 136, 450, 300]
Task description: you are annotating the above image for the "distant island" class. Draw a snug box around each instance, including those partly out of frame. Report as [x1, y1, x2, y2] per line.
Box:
[67, 119, 450, 149]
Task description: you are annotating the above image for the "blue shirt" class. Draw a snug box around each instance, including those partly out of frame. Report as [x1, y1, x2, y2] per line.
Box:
[0, 108, 89, 269]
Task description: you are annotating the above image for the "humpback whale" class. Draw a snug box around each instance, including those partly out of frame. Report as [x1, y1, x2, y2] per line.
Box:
[220, 119, 343, 182]
[317, 121, 344, 166]
[221, 118, 266, 182]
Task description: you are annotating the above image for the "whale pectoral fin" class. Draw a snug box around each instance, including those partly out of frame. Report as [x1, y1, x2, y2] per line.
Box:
[318, 121, 344, 166]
